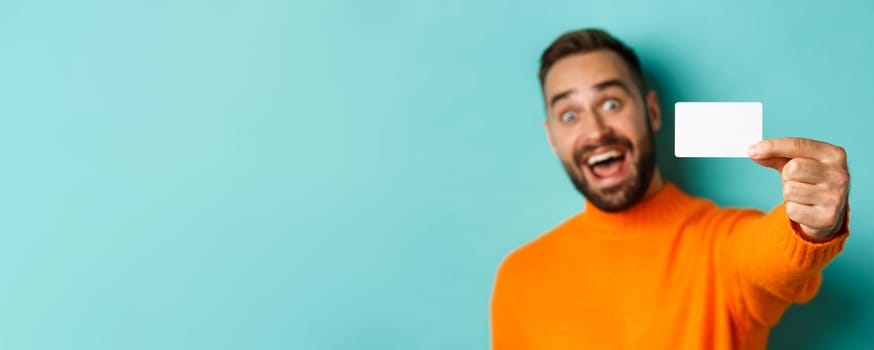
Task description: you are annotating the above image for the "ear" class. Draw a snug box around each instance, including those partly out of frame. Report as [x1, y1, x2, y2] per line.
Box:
[645, 90, 661, 132]
[544, 120, 558, 155]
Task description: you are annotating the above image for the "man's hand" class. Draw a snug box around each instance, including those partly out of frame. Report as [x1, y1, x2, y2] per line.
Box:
[748, 137, 850, 242]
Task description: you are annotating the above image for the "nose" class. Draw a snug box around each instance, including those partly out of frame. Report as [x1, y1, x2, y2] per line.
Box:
[579, 111, 612, 143]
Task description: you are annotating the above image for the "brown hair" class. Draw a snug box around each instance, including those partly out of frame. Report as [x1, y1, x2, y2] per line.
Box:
[538, 28, 647, 95]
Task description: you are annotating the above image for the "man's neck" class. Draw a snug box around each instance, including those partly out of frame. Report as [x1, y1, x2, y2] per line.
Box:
[642, 166, 665, 200]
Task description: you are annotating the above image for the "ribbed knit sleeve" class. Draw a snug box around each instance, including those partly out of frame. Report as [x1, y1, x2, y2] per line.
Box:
[716, 202, 850, 332]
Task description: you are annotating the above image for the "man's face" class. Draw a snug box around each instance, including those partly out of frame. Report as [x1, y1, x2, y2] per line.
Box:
[542, 50, 660, 212]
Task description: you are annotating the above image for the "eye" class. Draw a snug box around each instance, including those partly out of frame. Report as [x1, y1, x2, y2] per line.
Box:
[602, 99, 621, 111]
[560, 111, 577, 123]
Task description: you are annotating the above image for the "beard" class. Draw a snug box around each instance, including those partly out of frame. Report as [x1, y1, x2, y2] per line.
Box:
[560, 126, 656, 212]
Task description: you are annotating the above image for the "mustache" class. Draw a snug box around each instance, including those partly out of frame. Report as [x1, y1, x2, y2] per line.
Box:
[574, 135, 634, 165]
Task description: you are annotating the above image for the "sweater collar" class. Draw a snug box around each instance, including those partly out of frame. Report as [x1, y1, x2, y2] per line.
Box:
[576, 181, 696, 232]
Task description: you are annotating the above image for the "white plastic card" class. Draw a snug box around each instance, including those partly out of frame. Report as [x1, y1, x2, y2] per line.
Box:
[674, 102, 762, 158]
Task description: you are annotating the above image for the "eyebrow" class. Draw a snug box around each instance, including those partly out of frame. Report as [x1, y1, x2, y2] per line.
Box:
[548, 79, 632, 109]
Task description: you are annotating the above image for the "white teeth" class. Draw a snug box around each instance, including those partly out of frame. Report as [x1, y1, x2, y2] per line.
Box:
[587, 150, 622, 166]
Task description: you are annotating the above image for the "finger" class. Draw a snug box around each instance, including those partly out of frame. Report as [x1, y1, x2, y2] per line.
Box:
[749, 155, 788, 172]
[781, 158, 828, 184]
[748, 137, 844, 165]
[782, 181, 823, 205]
[785, 202, 835, 230]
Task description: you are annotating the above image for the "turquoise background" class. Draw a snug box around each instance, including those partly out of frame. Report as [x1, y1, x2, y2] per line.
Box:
[1, 0, 871, 348]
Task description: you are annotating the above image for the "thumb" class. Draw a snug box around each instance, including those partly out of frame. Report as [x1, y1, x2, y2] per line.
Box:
[748, 143, 789, 172]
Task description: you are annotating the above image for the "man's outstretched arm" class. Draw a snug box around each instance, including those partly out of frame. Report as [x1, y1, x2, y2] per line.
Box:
[716, 137, 851, 330]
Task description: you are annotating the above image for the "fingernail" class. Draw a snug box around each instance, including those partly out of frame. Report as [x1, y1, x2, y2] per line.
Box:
[747, 144, 759, 157]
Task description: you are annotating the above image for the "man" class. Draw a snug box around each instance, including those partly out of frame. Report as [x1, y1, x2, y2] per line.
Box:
[490, 28, 850, 349]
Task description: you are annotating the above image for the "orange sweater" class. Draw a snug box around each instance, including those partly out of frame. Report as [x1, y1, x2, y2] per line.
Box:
[491, 182, 849, 349]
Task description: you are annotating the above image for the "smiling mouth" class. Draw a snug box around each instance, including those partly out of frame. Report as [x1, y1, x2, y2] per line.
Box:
[581, 148, 629, 185]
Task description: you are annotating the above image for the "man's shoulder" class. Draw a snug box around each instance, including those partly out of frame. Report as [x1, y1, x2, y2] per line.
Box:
[497, 213, 579, 275]
[680, 195, 774, 238]
[681, 191, 766, 220]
